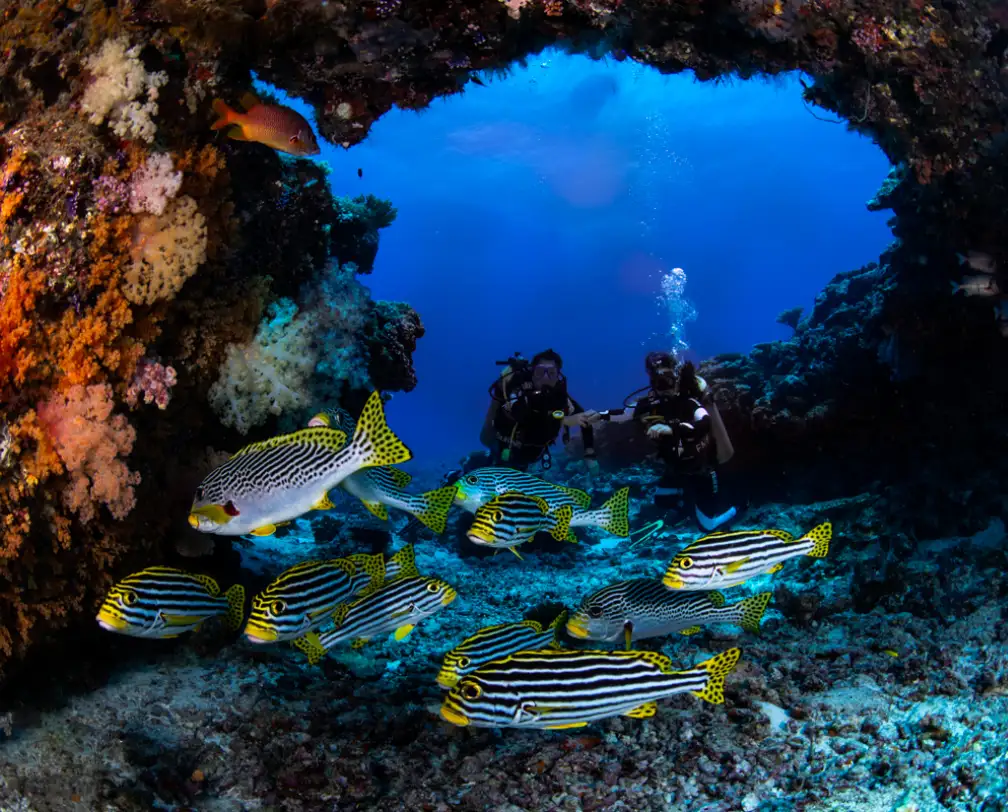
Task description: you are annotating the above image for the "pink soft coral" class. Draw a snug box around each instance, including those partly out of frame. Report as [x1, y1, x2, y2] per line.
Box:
[36, 384, 141, 523]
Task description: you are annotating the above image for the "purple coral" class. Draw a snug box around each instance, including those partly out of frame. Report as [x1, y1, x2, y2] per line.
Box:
[92, 175, 129, 214]
[126, 358, 178, 410]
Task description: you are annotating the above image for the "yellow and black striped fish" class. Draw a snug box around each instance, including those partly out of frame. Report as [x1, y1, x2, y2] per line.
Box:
[455, 468, 629, 537]
[243, 550, 392, 644]
[308, 408, 457, 534]
[96, 566, 245, 639]
[467, 492, 574, 559]
[663, 521, 832, 590]
[437, 609, 568, 689]
[188, 390, 411, 538]
[567, 578, 771, 649]
[293, 573, 457, 664]
[440, 647, 742, 729]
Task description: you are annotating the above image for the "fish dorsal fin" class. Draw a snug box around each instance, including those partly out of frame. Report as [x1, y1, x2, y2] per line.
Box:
[548, 609, 569, 637]
[387, 467, 412, 488]
[529, 494, 550, 513]
[191, 573, 221, 596]
[239, 91, 260, 111]
[231, 428, 348, 458]
[707, 591, 726, 607]
[519, 618, 545, 634]
[555, 485, 591, 508]
[769, 529, 796, 542]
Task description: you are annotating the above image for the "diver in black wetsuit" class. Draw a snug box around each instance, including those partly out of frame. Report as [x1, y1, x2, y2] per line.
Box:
[636, 351, 737, 531]
[605, 351, 737, 532]
[479, 349, 601, 472]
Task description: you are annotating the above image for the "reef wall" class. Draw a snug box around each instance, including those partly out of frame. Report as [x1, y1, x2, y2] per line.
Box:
[2, 0, 1007, 680]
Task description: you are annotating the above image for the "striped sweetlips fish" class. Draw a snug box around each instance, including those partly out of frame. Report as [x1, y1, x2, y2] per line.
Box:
[467, 492, 574, 558]
[454, 467, 630, 538]
[293, 574, 458, 664]
[96, 566, 245, 639]
[437, 609, 569, 689]
[566, 578, 771, 650]
[439, 647, 742, 729]
[307, 408, 457, 534]
[242, 548, 413, 644]
[663, 521, 832, 590]
[188, 390, 411, 537]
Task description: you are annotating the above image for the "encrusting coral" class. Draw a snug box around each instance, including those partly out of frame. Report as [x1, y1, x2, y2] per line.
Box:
[0, 3, 422, 679]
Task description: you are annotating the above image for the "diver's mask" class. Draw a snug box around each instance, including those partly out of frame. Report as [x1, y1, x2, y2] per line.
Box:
[645, 351, 677, 390]
[531, 363, 561, 388]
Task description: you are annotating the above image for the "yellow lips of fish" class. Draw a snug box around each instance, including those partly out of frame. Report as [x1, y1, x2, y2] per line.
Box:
[467, 526, 495, 544]
[243, 623, 278, 644]
[440, 703, 470, 727]
[441, 586, 459, 607]
[663, 572, 686, 589]
[565, 617, 590, 639]
[188, 503, 236, 529]
[95, 605, 128, 631]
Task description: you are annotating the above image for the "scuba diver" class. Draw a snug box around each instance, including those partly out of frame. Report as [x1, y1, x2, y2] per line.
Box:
[602, 350, 737, 532]
[479, 349, 601, 472]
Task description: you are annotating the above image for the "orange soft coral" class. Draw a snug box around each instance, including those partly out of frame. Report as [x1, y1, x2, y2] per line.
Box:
[0, 264, 46, 389]
[35, 384, 141, 523]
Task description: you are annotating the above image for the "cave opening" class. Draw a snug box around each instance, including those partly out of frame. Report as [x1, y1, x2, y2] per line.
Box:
[276, 49, 895, 464]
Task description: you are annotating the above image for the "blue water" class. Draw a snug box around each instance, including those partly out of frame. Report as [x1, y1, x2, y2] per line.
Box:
[265, 50, 894, 463]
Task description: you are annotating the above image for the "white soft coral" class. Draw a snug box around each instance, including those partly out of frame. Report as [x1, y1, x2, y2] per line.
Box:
[80, 36, 168, 143]
[208, 300, 318, 435]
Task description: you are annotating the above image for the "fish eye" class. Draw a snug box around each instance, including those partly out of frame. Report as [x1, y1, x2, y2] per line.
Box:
[289, 132, 300, 144]
[587, 605, 603, 619]
[677, 556, 694, 570]
[426, 581, 440, 593]
[122, 590, 138, 606]
[457, 656, 471, 669]
[224, 500, 240, 517]
[270, 600, 286, 616]
[461, 683, 482, 701]
[466, 475, 477, 485]
[492, 510, 503, 523]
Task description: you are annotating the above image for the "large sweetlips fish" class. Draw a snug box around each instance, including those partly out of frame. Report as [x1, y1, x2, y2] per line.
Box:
[188, 391, 411, 537]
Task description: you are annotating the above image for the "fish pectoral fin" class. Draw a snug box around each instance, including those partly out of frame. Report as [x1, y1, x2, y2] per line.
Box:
[249, 524, 278, 537]
[767, 562, 785, 574]
[545, 721, 589, 730]
[225, 125, 249, 141]
[679, 626, 702, 636]
[723, 557, 750, 574]
[393, 624, 415, 641]
[624, 702, 657, 719]
[312, 493, 336, 511]
[360, 499, 389, 520]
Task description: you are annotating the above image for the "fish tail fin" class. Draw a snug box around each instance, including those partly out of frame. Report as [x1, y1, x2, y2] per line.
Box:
[291, 632, 327, 666]
[950, 280, 961, 294]
[549, 505, 573, 542]
[386, 543, 419, 580]
[801, 521, 832, 558]
[351, 391, 412, 469]
[408, 484, 457, 535]
[210, 98, 238, 131]
[689, 647, 742, 705]
[737, 592, 772, 635]
[548, 609, 568, 643]
[599, 487, 630, 537]
[223, 584, 246, 632]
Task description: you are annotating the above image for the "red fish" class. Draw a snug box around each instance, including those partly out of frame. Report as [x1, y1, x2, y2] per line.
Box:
[211, 92, 320, 156]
